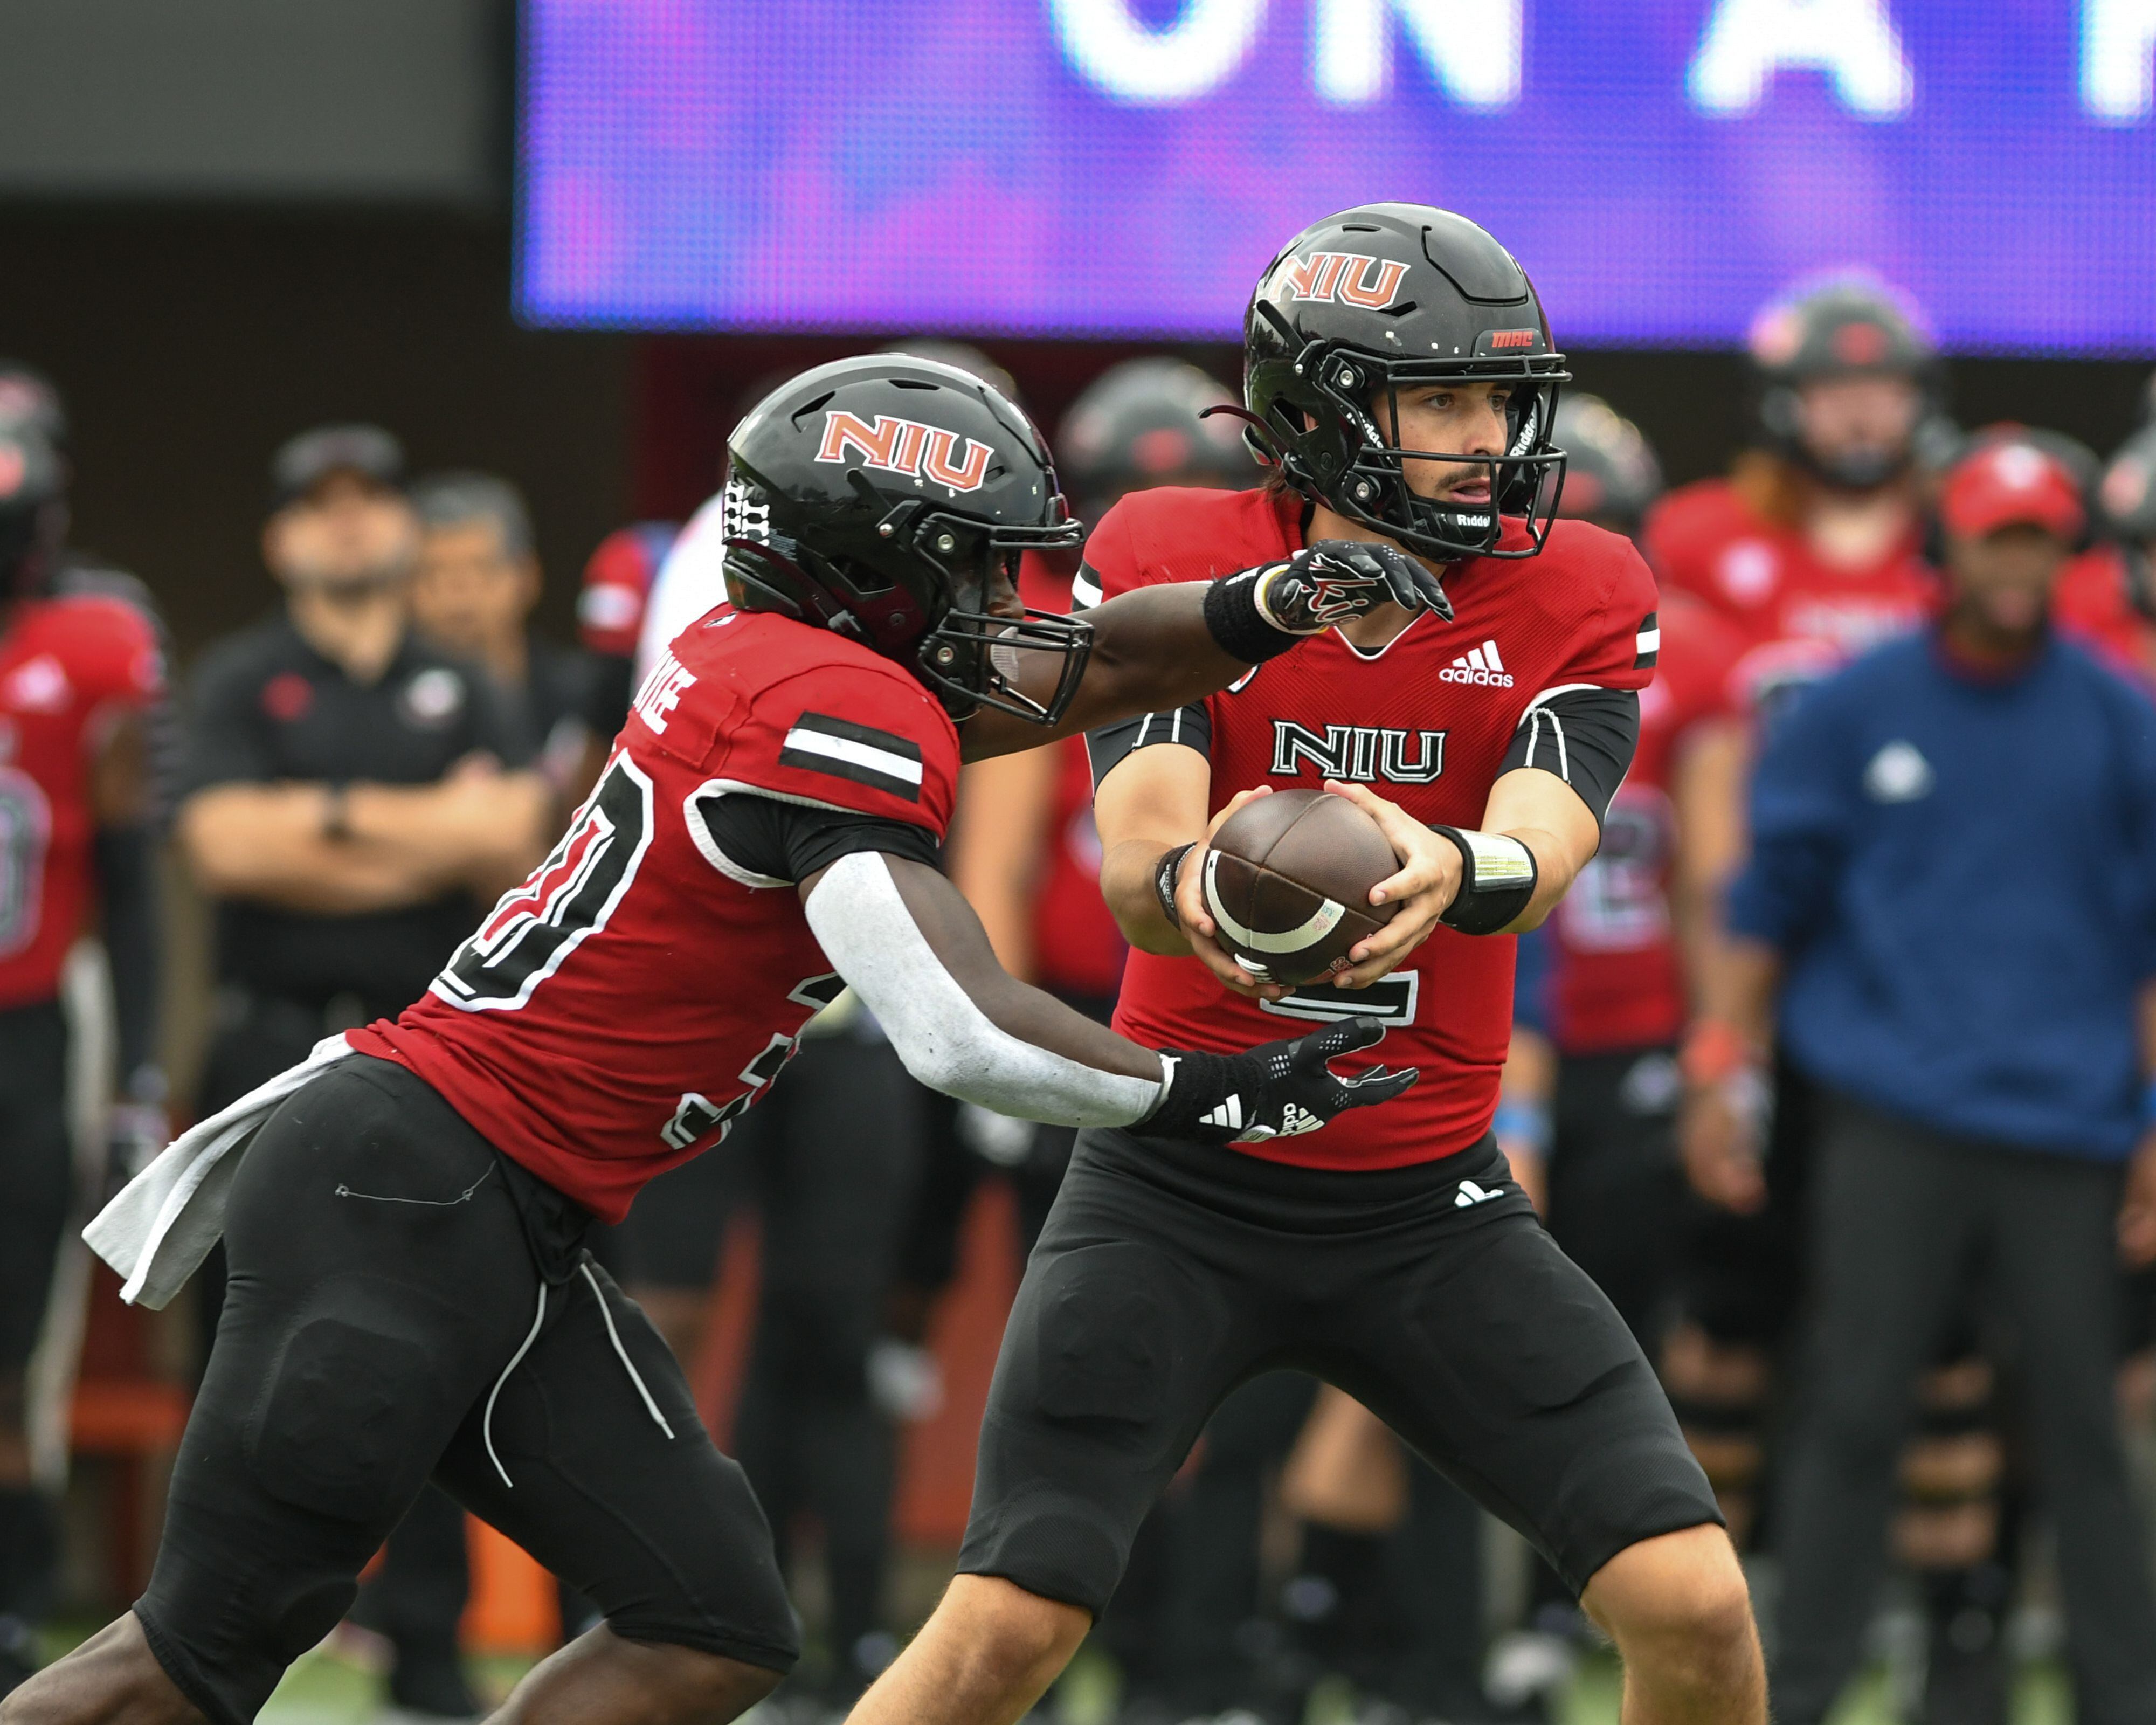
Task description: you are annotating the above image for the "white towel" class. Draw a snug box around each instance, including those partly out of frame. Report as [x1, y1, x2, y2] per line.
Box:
[83, 1033, 356, 1309]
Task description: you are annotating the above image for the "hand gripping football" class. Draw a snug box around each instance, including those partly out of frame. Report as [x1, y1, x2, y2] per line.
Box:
[1201, 789, 1400, 987]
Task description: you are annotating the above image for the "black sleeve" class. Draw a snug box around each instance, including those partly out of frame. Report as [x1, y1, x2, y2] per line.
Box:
[176, 640, 276, 797]
[465, 664, 537, 769]
[1499, 685, 1641, 827]
[582, 652, 638, 740]
[92, 824, 160, 1087]
[695, 792, 942, 886]
[1086, 703, 1213, 790]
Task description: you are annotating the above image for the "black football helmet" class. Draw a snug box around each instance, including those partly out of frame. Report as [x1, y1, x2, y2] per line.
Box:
[721, 355, 1089, 724]
[1551, 395, 1663, 537]
[0, 421, 66, 598]
[1056, 357, 1256, 520]
[1748, 273, 1940, 491]
[1242, 204, 1568, 563]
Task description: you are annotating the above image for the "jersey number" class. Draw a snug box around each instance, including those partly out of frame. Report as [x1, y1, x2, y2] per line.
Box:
[0, 770, 52, 960]
[661, 974, 847, 1149]
[1557, 794, 1670, 952]
[433, 755, 655, 1012]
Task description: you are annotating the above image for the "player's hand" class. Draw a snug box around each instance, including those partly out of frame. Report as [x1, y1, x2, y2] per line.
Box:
[2120, 1129, 2156, 1267]
[1680, 1071, 1770, 1214]
[1253, 540, 1453, 631]
[1145, 1017, 1419, 1144]
[1319, 781, 1459, 989]
[1174, 787, 1289, 1003]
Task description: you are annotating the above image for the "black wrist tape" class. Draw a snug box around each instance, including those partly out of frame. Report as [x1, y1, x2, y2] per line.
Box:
[1431, 826, 1538, 935]
[1204, 569, 1302, 664]
[1139, 1048, 1243, 1137]
[1154, 841, 1196, 929]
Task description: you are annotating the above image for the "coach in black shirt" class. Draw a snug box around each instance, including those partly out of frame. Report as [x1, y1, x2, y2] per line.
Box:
[175, 425, 551, 1722]
[177, 426, 550, 1098]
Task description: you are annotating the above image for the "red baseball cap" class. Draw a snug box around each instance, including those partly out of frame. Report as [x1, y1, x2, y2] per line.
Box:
[1939, 439, 2084, 542]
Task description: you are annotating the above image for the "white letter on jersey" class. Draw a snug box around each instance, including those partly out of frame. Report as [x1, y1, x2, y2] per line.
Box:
[632, 651, 696, 735]
[1047, 0, 1266, 102]
[1688, 0, 1913, 117]
[1312, 0, 1521, 108]
[2085, 0, 2156, 120]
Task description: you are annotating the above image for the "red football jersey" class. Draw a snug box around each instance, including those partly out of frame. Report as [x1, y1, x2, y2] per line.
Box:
[351, 606, 960, 1223]
[1096, 487, 1659, 1170]
[1543, 597, 1743, 1055]
[0, 595, 163, 1010]
[1647, 477, 1936, 679]
[1018, 553, 1127, 1002]
[2053, 545, 2156, 685]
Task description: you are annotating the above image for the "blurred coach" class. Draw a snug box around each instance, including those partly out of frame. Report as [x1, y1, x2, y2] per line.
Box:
[174, 424, 551, 1720]
[1705, 437, 2156, 1725]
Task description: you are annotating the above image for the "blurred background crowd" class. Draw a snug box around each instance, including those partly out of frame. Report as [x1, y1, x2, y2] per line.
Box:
[8, 6, 2156, 1725]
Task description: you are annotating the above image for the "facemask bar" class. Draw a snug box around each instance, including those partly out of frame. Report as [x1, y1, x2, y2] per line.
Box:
[916, 607, 1095, 726]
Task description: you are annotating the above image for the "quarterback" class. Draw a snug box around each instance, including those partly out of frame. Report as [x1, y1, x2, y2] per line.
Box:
[847, 209, 1765, 1725]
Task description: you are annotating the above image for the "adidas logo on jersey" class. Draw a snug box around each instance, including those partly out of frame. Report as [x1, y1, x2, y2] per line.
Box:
[1440, 640, 1514, 687]
[1454, 1179, 1504, 1208]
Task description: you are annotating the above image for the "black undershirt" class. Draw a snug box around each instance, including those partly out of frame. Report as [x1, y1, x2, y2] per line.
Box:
[695, 793, 941, 885]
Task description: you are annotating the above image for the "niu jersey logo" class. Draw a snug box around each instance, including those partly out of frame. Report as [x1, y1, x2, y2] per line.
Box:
[1441, 640, 1514, 687]
[1270, 721, 1445, 785]
[816, 411, 992, 494]
[1280, 251, 1409, 308]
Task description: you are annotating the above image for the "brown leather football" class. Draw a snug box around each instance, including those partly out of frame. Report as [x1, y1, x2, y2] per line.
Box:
[1200, 789, 1399, 986]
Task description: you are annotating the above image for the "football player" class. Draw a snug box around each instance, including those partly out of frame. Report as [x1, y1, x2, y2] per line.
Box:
[843, 206, 1762, 1725]
[0, 421, 164, 1697]
[18, 354, 1437, 1725]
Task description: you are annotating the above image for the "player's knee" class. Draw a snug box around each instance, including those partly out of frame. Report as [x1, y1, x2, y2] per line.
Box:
[934, 1575, 1091, 1684]
[1589, 1526, 1756, 1679]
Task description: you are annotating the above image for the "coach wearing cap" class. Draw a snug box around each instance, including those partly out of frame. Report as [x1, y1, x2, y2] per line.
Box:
[173, 426, 553, 1714]
[1694, 436, 2156, 1724]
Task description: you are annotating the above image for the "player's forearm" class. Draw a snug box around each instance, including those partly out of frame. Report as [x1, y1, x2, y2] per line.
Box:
[1100, 838, 1194, 956]
[344, 775, 553, 887]
[1492, 824, 1580, 932]
[964, 584, 1245, 760]
[805, 853, 1166, 1127]
[178, 786, 453, 910]
[1700, 939, 1781, 1053]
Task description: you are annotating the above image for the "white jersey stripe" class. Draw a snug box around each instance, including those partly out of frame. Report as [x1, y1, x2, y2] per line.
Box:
[779, 727, 925, 785]
[1483, 638, 1505, 674]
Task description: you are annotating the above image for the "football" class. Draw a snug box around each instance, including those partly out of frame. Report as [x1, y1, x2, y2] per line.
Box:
[1201, 789, 1400, 986]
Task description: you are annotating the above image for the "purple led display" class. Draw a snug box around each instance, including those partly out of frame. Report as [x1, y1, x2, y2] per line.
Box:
[517, 0, 2156, 353]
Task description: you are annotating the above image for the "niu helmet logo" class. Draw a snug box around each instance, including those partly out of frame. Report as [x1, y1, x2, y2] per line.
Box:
[1281, 252, 1409, 309]
[816, 411, 992, 494]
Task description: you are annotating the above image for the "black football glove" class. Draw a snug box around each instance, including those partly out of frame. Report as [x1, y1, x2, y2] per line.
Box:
[1141, 1017, 1419, 1145]
[1255, 539, 1454, 630]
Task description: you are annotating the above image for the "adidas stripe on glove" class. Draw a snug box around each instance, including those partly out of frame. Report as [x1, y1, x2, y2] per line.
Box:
[1140, 1017, 1419, 1146]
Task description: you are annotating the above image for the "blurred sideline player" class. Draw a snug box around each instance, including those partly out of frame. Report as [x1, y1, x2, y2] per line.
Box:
[411, 472, 598, 799]
[0, 420, 163, 1696]
[846, 206, 1761, 1725]
[572, 521, 677, 799]
[20, 354, 1436, 1725]
[1652, 275, 1940, 1555]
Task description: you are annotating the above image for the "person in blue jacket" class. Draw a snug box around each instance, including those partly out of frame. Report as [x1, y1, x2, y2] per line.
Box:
[1698, 434, 2156, 1725]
